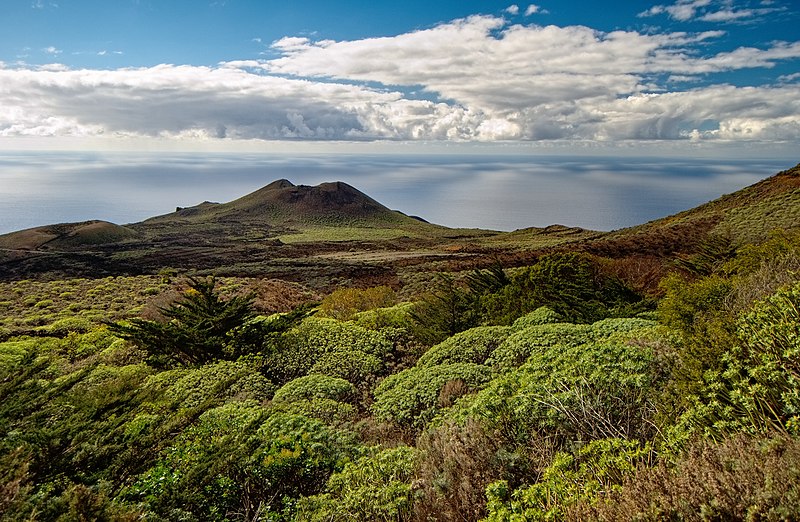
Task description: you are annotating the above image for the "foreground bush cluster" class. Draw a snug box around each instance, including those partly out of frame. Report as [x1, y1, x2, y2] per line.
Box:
[2, 239, 800, 520]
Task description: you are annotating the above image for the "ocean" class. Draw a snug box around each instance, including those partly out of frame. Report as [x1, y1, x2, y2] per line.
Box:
[0, 152, 793, 235]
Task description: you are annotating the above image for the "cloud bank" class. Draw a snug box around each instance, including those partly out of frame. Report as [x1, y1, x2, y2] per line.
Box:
[1, 10, 798, 146]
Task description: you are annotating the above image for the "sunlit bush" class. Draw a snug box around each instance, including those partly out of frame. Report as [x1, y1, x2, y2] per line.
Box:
[372, 363, 492, 428]
[484, 438, 651, 521]
[265, 317, 393, 384]
[273, 374, 355, 404]
[487, 323, 592, 371]
[295, 445, 418, 521]
[318, 285, 396, 321]
[417, 326, 512, 368]
[510, 306, 563, 330]
[466, 337, 663, 446]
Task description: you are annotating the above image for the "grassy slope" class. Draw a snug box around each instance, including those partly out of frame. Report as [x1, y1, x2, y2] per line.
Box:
[581, 163, 800, 258]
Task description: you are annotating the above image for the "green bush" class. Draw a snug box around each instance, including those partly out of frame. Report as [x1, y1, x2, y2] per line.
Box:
[465, 337, 663, 446]
[675, 281, 800, 441]
[589, 317, 659, 341]
[484, 438, 651, 522]
[144, 359, 274, 411]
[128, 407, 358, 521]
[295, 445, 418, 522]
[265, 318, 393, 384]
[510, 306, 563, 329]
[372, 363, 492, 428]
[417, 326, 513, 368]
[44, 316, 94, 336]
[274, 375, 355, 404]
[352, 302, 415, 330]
[310, 349, 383, 383]
[487, 323, 592, 371]
[272, 398, 357, 425]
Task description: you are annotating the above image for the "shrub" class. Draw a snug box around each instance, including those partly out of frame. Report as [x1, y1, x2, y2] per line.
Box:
[589, 317, 659, 339]
[657, 273, 736, 389]
[318, 285, 396, 321]
[273, 375, 355, 404]
[467, 337, 663, 447]
[309, 349, 383, 384]
[264, 318, 393, 384]
[372, 363, 492, 428]
[487, 323, 592, 371]
[44, 317, 93, 336]
[128, 407, 358, 521]
[675, 281, 800, 440]
[579, 435, 800, 521]
[145, 359, 273, 411]
[510, 306, 563, 329]
[272, 398, 357, 425]
[352, 302, 415, 330]
[417, 326, 513, 368]
[295, 446, 418, 521]
[484, 438, 651, 522]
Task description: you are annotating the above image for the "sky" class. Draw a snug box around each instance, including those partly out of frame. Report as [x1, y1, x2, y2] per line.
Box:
[0, 0, 799, 156]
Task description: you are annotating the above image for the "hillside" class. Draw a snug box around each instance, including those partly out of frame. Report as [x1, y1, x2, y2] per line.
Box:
[0, 221, 139, 251]
[0, 178, 569, 282]
[584, 163, 800, 258]
[143, 179, 426, 229]
[1, 165, 799, 285]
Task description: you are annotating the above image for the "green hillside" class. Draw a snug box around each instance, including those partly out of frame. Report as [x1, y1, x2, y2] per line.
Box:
[587, 163, 800, 258]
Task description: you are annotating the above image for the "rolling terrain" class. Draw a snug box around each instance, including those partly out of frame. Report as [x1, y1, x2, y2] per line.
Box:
[0, 163, 798, 288]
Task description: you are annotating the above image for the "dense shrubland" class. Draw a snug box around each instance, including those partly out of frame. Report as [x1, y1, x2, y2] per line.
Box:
[2, 235, 800, 520]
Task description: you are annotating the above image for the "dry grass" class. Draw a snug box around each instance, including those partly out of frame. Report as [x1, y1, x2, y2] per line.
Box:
[573, 434, 800, 521]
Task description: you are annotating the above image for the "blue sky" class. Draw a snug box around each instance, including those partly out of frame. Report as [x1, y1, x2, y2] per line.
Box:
[0, 0, 798, 155]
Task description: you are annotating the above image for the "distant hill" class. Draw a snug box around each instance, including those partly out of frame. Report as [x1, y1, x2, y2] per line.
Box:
[0, 220, 138, 251]
[143, 179, 426, 229]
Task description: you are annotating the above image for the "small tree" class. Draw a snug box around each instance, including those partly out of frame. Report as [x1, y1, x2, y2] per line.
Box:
[410, 274, 478, 345]
[111, 277, 309, 367]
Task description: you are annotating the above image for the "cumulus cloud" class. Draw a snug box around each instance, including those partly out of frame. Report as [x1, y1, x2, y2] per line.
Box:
[505, 5, 520, 15]
[1, 12, 798, 145]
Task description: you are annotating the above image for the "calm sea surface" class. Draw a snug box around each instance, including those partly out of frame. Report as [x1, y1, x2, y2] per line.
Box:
[0, 152, 793, 235]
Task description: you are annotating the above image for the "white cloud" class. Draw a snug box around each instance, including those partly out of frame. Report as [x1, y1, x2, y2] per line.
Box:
[525, 4, 547, 15]
[779, 72, 800, 82]
[31, 1, 57, 9]
[42, 46, 62, 55]
[1, 13, 798, 146]
[640, 0, 783, 22]
[505, 5, 520, 15]
[639, 0, 712, 21]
